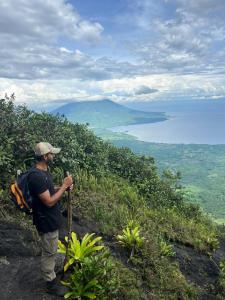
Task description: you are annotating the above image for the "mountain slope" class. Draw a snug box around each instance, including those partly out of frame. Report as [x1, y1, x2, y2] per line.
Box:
[51, 99, 167, 128]
[1, 98, 225, 299]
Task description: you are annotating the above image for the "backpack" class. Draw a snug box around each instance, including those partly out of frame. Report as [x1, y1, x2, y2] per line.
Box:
[10, 167, 38, 215]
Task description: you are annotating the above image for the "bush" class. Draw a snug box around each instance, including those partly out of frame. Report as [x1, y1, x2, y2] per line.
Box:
[58, 232, 104, 272]
[116, 220, 145, 259]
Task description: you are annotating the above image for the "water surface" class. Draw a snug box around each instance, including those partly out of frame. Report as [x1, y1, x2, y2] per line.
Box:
[110, 100, 225, 144]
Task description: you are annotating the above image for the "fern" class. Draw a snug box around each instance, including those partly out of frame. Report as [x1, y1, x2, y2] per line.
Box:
[58, 232, 104, 272]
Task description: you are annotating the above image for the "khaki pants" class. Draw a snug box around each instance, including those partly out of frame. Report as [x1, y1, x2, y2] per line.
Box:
[40, 230, 59, 282]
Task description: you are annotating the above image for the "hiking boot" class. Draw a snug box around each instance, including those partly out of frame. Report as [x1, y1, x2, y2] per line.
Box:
[46, 278, 67, 297]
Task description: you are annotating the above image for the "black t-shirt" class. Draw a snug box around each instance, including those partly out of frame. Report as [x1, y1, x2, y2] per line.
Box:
[28, 167, 62, 233]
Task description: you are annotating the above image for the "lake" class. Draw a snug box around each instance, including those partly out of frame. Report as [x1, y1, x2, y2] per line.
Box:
[110, 100, 225, 144]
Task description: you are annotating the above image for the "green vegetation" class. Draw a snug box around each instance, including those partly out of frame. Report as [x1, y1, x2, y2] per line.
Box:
[51, 99, 225, 221]
[64, 252, 119, 299]
[217, 259, 225, 299]
[59, 233, 117, 300]
[58, 232, 104, 272]
[109, 136, 225, 221]
[0, 98, 223, 298]
[159, 237, 175, 257]
[116, 221, 145, 259]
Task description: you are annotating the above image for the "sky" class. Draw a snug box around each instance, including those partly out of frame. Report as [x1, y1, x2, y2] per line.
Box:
[0, 0, 225, 109]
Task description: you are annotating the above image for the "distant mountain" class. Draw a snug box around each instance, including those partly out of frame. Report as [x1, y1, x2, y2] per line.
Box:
[51, 99, 167, 128]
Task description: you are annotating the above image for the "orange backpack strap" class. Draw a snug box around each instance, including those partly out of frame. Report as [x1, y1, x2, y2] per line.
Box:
[11, 183, 24, 208]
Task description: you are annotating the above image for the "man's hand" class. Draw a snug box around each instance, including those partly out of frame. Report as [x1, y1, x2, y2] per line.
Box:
[62, 175, 73, 190]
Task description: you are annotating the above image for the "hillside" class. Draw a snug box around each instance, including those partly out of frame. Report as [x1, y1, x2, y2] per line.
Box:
[124, 142, 225, 221]
[97, 130, 225, 221]
[64, 98, 225, 221]
[1, 98, 225, 299]
[51, 99, 167, 128]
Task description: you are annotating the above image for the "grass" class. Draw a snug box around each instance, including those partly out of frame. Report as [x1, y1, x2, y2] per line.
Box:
[0, 168, 220, 299]
[74, 169, 218, 251]
[1, 167, 219, 298]
[60, 169, 221, 298]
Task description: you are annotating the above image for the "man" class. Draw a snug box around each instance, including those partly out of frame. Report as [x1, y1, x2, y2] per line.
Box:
[28, 142, 73, 297]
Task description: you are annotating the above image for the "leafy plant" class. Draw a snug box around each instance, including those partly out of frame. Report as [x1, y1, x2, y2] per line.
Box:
[220, 259, 225, 275]
[158, 237, 175, 257]
[215, 258, 225, 297]
[63, 275, 98, 299]
[62, 251, 119, 300]
[58, 232, 104, 272]
[206, 235, 219, 252]
[116, 221, 145, 258]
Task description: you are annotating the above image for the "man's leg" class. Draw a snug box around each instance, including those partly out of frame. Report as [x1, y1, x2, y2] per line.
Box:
[40, 230, 58, 282]
[39, 230, 67, 297]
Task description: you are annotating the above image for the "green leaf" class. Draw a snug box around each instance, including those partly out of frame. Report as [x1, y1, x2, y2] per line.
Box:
[64, 260, 72, 272]
[64, 291, 74, 299]
[57, 240, 66, 254]
[61, 280, 70, 287]
[84, 279, 98, 290]
[81, 233, 95, 248]
[87, 236, 102, 248]
[83, 292, 96, 299]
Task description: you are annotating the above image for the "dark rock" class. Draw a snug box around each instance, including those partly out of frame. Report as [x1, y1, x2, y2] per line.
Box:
[0, 221, 41, 256]
[174, 241, 225, 299]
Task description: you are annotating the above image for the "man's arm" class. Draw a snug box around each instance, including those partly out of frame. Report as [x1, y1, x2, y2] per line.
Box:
[54, 185, 60, 192]
[39, 176, 73, 207]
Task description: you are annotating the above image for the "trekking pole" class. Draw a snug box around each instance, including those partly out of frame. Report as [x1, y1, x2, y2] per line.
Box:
[61, 171, 73, 279]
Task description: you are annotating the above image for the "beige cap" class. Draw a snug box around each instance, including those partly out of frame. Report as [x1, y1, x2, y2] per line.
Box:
[34, 142, 61, 156]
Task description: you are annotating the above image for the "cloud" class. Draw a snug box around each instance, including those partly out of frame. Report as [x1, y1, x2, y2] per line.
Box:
[1, 0, 225, 104]
[134, 86, 158, 95]
[0, 0, 103, 43]
[127, 2, 225, 75]
[1, 73, 225, 108]
[1, 0, 225, 81]
[125, 0, 166, 29]
[0, 0, 107, 80]
[0, 0, 140, 81]
[171, 0, 225, 15]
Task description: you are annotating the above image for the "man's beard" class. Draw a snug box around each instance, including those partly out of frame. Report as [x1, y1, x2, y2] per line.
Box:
[46, 157, 54, 166]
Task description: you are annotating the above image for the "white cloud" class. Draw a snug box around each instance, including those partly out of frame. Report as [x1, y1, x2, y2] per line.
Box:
[2, 73, 225, 107]
[1, 0, 225, 105]
[172, 0, 225, 15]
[0, 0, 103, 43]
[0, 0, 105, 80]
[127, 3, 225, 76]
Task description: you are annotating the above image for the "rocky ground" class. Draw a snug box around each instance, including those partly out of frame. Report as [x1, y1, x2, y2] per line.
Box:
[175, 243, 221, 299]
[0, 216, 100, 300]
[0, 217, 225, 300]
